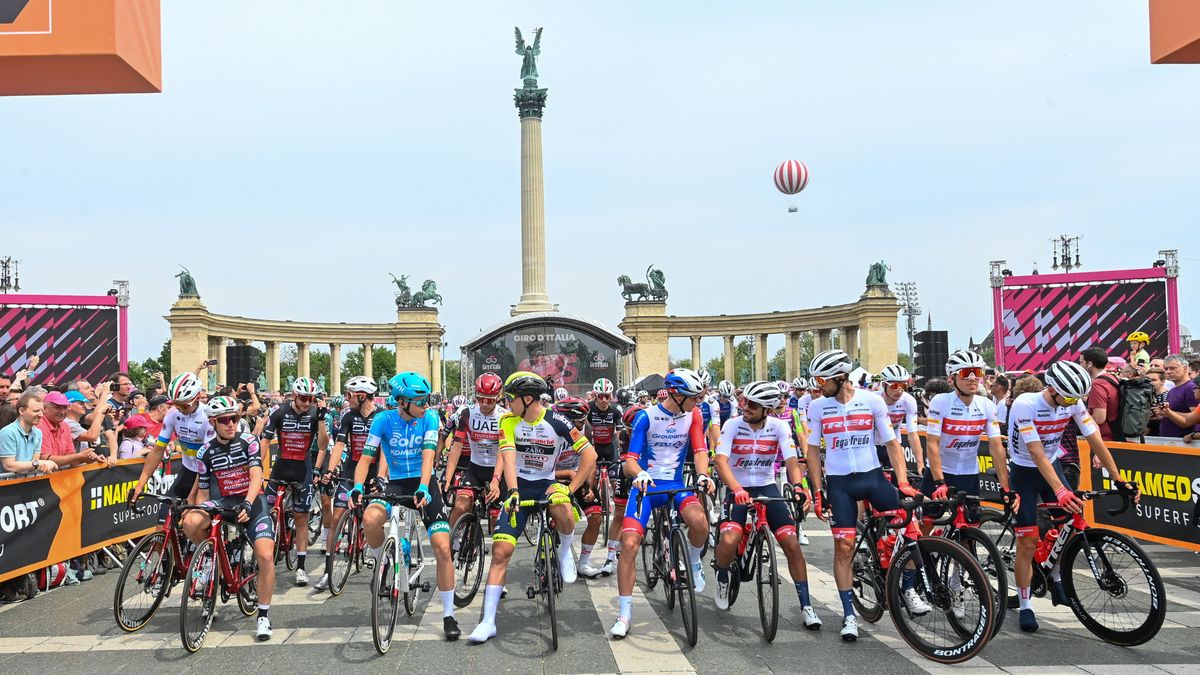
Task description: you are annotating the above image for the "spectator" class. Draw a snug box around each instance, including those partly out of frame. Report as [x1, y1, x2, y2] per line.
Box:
[1160, 375, 1200, 438]
[0, 374, 11, 408]
[117, 416, 151, 459]
[1190, 359, 1200, 380]
[64, 391, 105, 451]
[991, 374, 1011, 426]
[128, 391, 147, 414]
[39, 392, 107, 468]
[143, 395, 169, 439]
[1149, 358, 1173, 391]
[0, 392, 56, 475]
[4, 390, 18, 408]
[1145, 368, 1168, 436]
[107, 372, 135, 416]
[1155, 355, 1199, 440]
[1080, 347, 1118, 441]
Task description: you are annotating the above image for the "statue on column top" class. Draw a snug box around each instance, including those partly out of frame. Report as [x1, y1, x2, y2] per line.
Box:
[175, 266, 199, 298]
[514, 27, 543, 88]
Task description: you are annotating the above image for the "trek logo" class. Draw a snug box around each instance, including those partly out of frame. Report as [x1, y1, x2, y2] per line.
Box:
[0, 0, 31, 24]
[941, 419, 986, 435]
[90, 480, 138, 510]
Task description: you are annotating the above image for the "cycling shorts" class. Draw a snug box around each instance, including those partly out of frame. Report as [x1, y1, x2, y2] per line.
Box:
[622, 480, 698, 536]
[563, 479, 600, 519]
[606, 461, 629, 506]
[1009, 460, 1070, 529]
[201, 495, 275, 542]
[825, 468, 900, 531]
[593, 442, 620, 464]
[271, 458, 315, 514]
[919, 468, 981, 523]
[457, 462, 497, 490]
[158, 465, 198, 525]
[368, 477, 450, 537]
[492, 479, 556, 546]
[719, 483, 796, 542]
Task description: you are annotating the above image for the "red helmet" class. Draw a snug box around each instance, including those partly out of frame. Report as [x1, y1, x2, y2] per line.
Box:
[475, 373, 503, 397]
[554, 396, 589, 421]
[622, 404, 646, 427]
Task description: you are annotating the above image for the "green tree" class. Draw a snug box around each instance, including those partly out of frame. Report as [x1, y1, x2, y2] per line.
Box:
[669, 357, 693, 370]
[342, 346, 396, 383]
[703, 337, 756, 384]
[897, 353, 915, 372]
[445, 360, 462, 397]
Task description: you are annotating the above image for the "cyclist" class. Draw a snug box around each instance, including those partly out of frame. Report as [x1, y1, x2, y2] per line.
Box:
[610, 368, 715, 640]
[350, 371, 460, 640]
[554, 387, 570, 402]
[788, 377, 806, 409]
[313, 393, 345, 552]
[695, 369, 722, 451]
[261, 376, 329, 587]
[581, 378, 623, 577]
[1007, 360, 1139, 633]
[803, 349, 921, 642]
[553, 396, 607, 574]
[443, 373, 507, 535]
[467, 372, 597, 644]
[770, 386, 811, 545]
[1126, 330, 1151, 372]
[713, 381, 820, 628]
[128, 372, 213, 522]
[716, 379, 739, 425]
[182, 396, 277, 641]
[792, 377, 812, 413]
[877, 364, 923, 477]
[313, 375, 379, 592]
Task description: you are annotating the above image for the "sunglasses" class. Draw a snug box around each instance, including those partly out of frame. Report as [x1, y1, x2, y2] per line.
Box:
[596, 394, 611, 400]
[406, 397, 430, 407]
[811, 375, 845, 387]
[173, 400, 192, 410]
[1059, 395, 1079, 406]
[214, 415, 239, 426]
[743, 400, 763, 411]
[477, 396, 498, 405]
[955, 367, 985, 380]
[296, 395, 315, 403]
[886, 381, 909, 390]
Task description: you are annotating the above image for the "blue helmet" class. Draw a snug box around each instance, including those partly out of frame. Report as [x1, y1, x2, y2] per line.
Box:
[663, 368, 705, 397]
[389, 371, 432, 400]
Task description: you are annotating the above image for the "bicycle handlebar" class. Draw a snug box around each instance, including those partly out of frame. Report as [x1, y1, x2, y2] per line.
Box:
[1037, 488, 1135, 517]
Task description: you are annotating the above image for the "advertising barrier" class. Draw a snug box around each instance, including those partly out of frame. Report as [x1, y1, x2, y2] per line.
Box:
[0, 456, 179, 583]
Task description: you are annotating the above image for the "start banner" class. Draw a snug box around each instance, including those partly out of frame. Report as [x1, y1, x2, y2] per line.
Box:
[0, 456, 180, 582]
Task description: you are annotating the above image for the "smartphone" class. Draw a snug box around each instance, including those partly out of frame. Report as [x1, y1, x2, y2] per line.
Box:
[204, 359, 218, 367]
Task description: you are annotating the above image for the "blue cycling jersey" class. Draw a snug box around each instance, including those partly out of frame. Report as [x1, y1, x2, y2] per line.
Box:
[363, 408, 440, 481]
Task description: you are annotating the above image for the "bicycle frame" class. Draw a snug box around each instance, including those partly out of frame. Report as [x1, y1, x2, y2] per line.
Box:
[182, 506, 256, 599]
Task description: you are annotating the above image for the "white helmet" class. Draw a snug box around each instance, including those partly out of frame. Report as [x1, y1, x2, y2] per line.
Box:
[879, 364, 911, 383]
[809, 349, 853, 379]
[636, 389, 649, 398]
[1045, 361, 1092, 399]
[775, 380, 791, 395]
[292, 377, 319, 396]
[791, 377, 808, 391]
[540, 392, 554, 405]
[592, 378, 615, 395]
[168, 372, 203, 403]
[452, 395, 467, 407]
[205, 395, 239, 417]
[554, 387, 569, 402]
[697, 368, 712, 388]
[945, 350, 987, 376]
[742, 380, 783, 408]
[345, 375, 377, 394]
[663, 368, 705, 397]
[718, 379, 735, 397]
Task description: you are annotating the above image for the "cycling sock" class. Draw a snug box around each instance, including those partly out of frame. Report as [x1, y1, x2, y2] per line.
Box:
[320, 527, 329, 545]
[688, 544, 704, 566]
[257, 604, 269, 618]
[795, 581, 811, 607]
[559, 533, 575, 560]
[482, 585, 503, 625]
[441, 590, 455, 618]
[716, 566, 729, 583]
[606, 540, 619, 561]
[839, 589, 855, 617]
[296, 554, 306, 571]
[1018, 586, 1032, 610]
[579, 543, 594, 561]
[369, 545, 382, 561]
[901, 569, 916, 590]
[618, 595, 633, 620]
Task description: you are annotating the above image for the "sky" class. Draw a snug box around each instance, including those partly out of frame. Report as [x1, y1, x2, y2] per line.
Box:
[3, 1, 1198, 367]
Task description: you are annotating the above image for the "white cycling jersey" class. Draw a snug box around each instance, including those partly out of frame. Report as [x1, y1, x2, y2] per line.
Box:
[1007, 392, 1098, 468]
[925, 392, 1001, 475]
[806, 389, 895, 476]
[155, 406, 214, 473]
[716, 415, 797, 488]
[879, 391, 919, 436]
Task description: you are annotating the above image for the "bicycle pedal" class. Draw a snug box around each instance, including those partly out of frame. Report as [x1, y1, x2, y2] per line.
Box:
[421, 582, 431, 592]
[526, 586, 536, 599]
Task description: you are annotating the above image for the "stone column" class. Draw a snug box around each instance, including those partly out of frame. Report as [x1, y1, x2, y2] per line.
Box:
[297, 342, 310, 378]
[618, 302, 670, 378]
[785, 332, 800, 380]
[394, 341, 404, 376]
[724, 335, 736, 383]
[329, 343, 341, 394]
[431, 342, 443, 393]
[691, 336, 702, 371]
[512, 86, 554, 314]
[843, 326, 861, 363]
[755, 334, 769, 380]
[816, 329, 831, 354]
[363, 344, 373, 380]
[166, 297, 209, 379]
[264, 341, 280, 392]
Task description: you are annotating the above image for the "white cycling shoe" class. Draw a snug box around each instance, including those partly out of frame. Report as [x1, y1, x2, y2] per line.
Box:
[578, 560, 603, 579]
[559, 552, 578, 584]
[609, 616, 631, 639]
[902, 588, 932, 616]
[599, 560, 616, 576]
[295, 568, 309, 587]
[797, 525, 811, 546]
[691, 562, 706, 593]
[841, 615, 859, 642]
[801, 605, 822, 629]
[256, 616, 272, 641]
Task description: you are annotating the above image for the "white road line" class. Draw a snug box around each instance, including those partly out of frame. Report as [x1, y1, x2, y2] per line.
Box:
[584, 566, 696, 674]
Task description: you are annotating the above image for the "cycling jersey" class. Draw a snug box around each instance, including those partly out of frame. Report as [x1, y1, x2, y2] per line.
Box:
[698, 400, 720, 431]
[155, 406, 214, 473]
[452, 403, 506, 468]
[771, 407, 806, 448]
[196, 432, 262, 499]
[335, 407, 379, 475]
[1007, 392, 1098, 468]
[626, 404, 707, 482]
[498, 410, 588, 482]
[716, 415, 797, 488]
[925, 392, 1001, 475]
[806, 389, 895, 476]
[717, 396, 737, 425]
[587, 403, 621, 449]
[262, 404, 324, 463]
[794, 393, 813, 414]
[881, 391, 919, 436]
[363, 408, 440, 480]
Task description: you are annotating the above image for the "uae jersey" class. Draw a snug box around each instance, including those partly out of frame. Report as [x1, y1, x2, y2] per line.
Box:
[453, 403, 507, 468]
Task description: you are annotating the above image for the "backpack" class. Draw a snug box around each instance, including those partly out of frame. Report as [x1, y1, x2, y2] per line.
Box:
[1102, 374, 1155, 442]
[36, 562, 69, 591]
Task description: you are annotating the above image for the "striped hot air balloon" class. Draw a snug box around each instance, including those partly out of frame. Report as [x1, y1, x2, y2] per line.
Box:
[774, 159, 809, 195]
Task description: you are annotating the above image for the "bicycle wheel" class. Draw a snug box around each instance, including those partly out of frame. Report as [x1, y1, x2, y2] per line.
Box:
[404, 517, 427, 616]
[179, 538, 218, 654]
[671, 528, 698, 647]
[662, 517, 676, 610]
[977, 508, 1018, 609]
[954, 527, 1007, 637]
[886, 537, 994, 665]
[371, 537, 400, 654]
[329, 509, 357, 596]
[114, 532, 174, 632]
[524, 510, 542, 546]
[642, 511, 660, 590]
[755, 533, 780, 642]
[598, 475, 612, 547]
[308, 493, 323, 546]
[451, 513, 484, 607]
[236, 538, 259, 617]
[851, 530, 885, 623]
[1060, 528, 1166, 646]
[284, 512, 299, 571]
[540, 528, 559, 651]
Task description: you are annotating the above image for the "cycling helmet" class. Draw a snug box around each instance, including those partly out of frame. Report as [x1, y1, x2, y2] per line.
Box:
[656, 389, 669, 400]
[791, 377, 808, 391]
[775, 380, 791, 395]
[205, 396, 239, 417]
[663, 368, 705, 397]
[389, 371, 432, 400]
[540, 392, 553, 405]
[809, 349, 853, 378]
[636, 389, 649, 399]
[1045, 361, 1093, 399]
[329, 395, 345, 409]
[697, 368, 712, 388]
[718, 379, 735, 397]
[345, 375, 378, 394]
[742, 380, 783, 408]
[292, 377, 319, 396]
[554, 396, 589, 421]
[168, 372, 203, 403]
[592, 378, 615, 395]
[945, 350, 987, 376]
[622, 404, 646, 427]
[1126, 331, 1150, 344]
[474, 373, 503, 398]
[554, 387, 569, 402]
[505, 371, 549, 398]
[879, 364, 911, 383]
[452, 395, 467, 407]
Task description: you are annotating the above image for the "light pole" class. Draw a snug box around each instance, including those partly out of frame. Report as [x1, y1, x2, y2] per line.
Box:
[1051, 235, 1082, 272]
[895, 282, 921, 361]
[0, 257, 21, 294]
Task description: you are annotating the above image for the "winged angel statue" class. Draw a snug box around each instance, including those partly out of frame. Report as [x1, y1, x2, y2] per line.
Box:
[515, 26, 543, 87]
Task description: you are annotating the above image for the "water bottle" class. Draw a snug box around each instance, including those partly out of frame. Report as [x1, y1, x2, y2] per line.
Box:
[1034, 528, 1059, 564]
[401, 538, 412, 568]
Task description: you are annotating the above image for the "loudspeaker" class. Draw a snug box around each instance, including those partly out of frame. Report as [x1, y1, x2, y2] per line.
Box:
[226, 345, 261, 386]
[914, 330, 949, 384]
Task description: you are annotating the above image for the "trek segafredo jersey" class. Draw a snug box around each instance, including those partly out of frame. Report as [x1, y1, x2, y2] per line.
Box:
[806, 389, 895, 476]
[1007, 392, 1097, 468]
[925, 392, 1001, 475]
[717, 416, 797, 488]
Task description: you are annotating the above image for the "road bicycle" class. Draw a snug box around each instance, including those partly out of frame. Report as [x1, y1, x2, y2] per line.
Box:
[309, 475, 330, 547]
[594, 459, 620, 548]
[505, 494, 567, 651]
[980, 488, 1165, 646]
[266, 479, 303, 570]
[327, 494, 367, 596]
[721, 484, 807, 642]
[923, 489, 1012, 637]
[849, 493, 996, 664]
[114, 494, 191, 632]
[448, 483, 493, 607]
[637, 487, 701, 647]
[367, 492, 431, 655]
[178, 504, 260, 653]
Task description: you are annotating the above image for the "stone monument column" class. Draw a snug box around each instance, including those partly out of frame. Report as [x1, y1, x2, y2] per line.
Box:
[297, 342, 310, 378]
[512, 80, 553, 314]
[329, 343, 342, 394]
[265, 341, 280, 392]
[724, 336, 736, 383]
[363, 344, 374, 380]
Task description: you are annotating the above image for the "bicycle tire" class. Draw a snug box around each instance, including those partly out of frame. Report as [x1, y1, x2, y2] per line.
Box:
[113, 531, 173, 632]
[1060, 528, 1166, 646]
[955, 526, 1007, 637]
[236, 538, 259, 617]
[329, 509, 357, 596]
[755, 532, 780, 642]
[308, 494, 323, 546]
[371, 537, 399, 654]
[404, 516, 427, 616]
[728, 554, 742, 608]
[642, 510, 660, 590]
[540, 528, 559, 651]
[524, 510, 542, 547]
[886, 537, 994, 665]
[851, 526, 885, 623]
[662, 516, 676, 610]
[599, 474, 612, 549]
[977, 508, 1018, 609]
[179, 538, 218, 654]
[284, 512, 299, 571]
[451, 513, 484, 607]
[671, 528, 698, 647]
